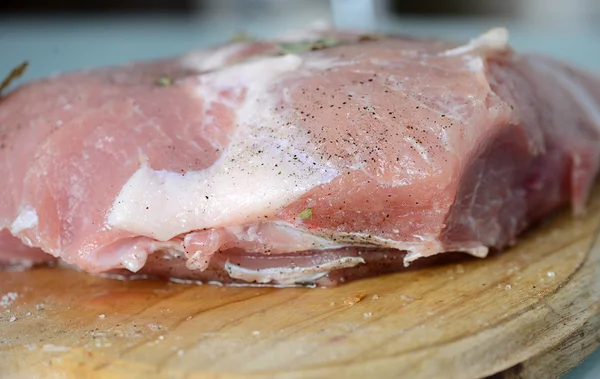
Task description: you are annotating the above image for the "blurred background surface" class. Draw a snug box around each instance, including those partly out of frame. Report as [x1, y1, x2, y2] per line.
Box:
[0, 1, 599, 377]
[1, 0, 599, 83]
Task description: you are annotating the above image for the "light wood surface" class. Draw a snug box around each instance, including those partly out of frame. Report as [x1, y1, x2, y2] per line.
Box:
[3, 187, 600, 379]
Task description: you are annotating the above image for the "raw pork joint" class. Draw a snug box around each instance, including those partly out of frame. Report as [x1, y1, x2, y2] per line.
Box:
[1, 28, 600, 286]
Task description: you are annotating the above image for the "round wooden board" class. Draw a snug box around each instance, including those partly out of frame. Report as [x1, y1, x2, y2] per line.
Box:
[3, 187, 600, 379]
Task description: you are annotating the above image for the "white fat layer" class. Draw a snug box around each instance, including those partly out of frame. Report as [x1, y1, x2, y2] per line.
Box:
[319, 230, 489, 265]
[326, 230, 441, 252]
[466, 56, 485, 72]
[440, 28, 509, 57]
[404, 244, 488, 266]
[183, 221, 350, 271]
[119, 240, 184, 273]
[225, 221, 346, 252]
[182, 221, 481, 272]
[10, 208, 38, 234]
[108, 55, 338, 241]
[460, 245, 489, 258]
[224, 257, 365, 285]
[120, 250, 147, 272]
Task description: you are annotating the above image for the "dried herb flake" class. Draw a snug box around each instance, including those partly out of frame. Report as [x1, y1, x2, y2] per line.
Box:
[278, 37, 341, 55]
[0, 61, 28, 96]
[357, 34, 382, 42]
[155, 76, 172, 87]
[298, 208, 313, 220]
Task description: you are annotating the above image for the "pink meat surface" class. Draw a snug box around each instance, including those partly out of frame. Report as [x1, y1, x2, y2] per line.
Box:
[1, 28, 600, 286]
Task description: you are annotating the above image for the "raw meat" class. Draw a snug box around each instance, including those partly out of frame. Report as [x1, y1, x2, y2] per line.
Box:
[1, 28, 600, 286]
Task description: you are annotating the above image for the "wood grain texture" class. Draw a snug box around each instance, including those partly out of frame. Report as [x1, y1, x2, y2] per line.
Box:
[3, 186, 600, 379]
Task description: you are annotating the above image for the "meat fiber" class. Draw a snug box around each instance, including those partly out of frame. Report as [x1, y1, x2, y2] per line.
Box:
[1, 28, 600, 286]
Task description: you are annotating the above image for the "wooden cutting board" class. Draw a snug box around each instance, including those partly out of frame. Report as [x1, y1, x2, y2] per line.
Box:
[3, 187, 600, 379]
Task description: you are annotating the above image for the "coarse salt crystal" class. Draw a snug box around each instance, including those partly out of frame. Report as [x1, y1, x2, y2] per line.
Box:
[0, 292, 18, 308]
